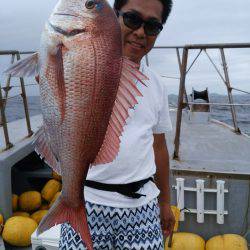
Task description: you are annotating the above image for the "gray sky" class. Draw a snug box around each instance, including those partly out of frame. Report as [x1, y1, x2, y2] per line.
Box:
[0, 0, 250, 95]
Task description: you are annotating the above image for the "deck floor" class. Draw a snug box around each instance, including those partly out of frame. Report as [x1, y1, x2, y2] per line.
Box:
[1, 111, 250, 175]
[166, 110, 250, 175]
[0, 115, 42, 151]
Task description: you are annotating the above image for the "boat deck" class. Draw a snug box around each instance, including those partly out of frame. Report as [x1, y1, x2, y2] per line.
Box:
[1, 110, 250, 175]
[166, 110, 250, 176]
[0, 110, 249, 249]
[0, 115, 42, 152]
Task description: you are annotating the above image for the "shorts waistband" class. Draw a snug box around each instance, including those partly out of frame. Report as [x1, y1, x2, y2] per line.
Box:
[85, 177, 154, 199]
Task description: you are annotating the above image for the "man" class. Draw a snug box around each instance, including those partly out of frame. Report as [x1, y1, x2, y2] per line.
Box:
[59, 0, 174, 249]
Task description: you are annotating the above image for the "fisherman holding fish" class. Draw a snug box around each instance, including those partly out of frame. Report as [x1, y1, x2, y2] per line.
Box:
[60, 0, 174, 248]
[6, 0, 174, 249]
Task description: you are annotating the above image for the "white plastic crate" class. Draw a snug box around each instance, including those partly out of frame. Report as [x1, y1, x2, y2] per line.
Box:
[31, 225, 60, 250]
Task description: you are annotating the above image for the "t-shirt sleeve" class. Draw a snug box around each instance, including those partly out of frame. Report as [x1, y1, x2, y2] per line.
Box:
[152, 78, 172, 134]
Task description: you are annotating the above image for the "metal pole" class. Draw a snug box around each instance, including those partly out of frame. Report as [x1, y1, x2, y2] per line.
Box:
[174, 48, 189, 159]
[3, 54, 15, 108]
[0, 54, 15, 126]
[0, 84, 13, 150]
[176, 48, 189, 109]
[220, 48, 240, 133]
[176, 48, 182, 70]
[16, 53, 33, 137]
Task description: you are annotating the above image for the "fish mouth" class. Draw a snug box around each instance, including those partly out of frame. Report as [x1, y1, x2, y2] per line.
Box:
[48, 22, 86, 37]
[54, 12, 79, 18]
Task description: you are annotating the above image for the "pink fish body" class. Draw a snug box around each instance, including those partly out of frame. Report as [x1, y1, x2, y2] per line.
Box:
[5, 0, 147, 248]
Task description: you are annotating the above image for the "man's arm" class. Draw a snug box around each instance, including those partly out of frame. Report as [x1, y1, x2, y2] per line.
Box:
[153, 133, 175, 237]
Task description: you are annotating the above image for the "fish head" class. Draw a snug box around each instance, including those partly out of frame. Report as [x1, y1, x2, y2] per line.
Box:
[47, 0, 119, 42]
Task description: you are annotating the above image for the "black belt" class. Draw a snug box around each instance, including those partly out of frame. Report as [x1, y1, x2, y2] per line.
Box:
[85, 177, 154, 199]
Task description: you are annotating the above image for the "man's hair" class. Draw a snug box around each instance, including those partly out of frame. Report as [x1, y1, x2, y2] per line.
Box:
[113, 0, 173, 24]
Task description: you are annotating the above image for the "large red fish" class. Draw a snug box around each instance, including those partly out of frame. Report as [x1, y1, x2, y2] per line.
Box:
[5, 0, 147, 248]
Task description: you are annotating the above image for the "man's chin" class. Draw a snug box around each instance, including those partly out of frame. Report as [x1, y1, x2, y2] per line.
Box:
[126, 55, 140, 64]
[124, 49, 142, 64]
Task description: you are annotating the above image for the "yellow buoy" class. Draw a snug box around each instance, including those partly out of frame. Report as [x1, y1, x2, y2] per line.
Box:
[52, 171, 62, 182]
[49, 191, 61, 208]
[12, 211, 30, 217]
[18, 191, 41, 212]
[206, 234, 248, 250]
[171, 206, 180, 232]
[165, 232, 205, 250]
[41, 179, 62, 202]
[31, 210, 48, 224]
[0, 213, 4, 234]
[40, 202, 50, 210]
[12, 194, 18, 212]
[2, 216, 38, 247]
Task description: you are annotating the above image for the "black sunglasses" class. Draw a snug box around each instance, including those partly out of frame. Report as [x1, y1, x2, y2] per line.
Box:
[118, 11, 163, 36]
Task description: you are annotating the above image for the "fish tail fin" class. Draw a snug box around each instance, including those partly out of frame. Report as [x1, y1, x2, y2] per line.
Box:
[37, 196, 93, 250]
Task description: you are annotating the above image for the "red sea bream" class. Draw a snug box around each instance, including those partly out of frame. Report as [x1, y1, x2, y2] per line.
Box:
[5, 0, 147, 248]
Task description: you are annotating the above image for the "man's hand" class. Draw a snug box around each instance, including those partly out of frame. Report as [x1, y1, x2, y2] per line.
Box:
[159, 202, 175, 237]
[35, 75, 40, 84]
[153, 134, 175, 236]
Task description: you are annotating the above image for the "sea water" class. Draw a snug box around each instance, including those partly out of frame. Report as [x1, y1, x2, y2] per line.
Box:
[2, 94, 250, 135]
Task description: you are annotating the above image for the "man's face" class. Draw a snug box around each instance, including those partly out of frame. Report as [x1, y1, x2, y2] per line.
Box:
[118, 0, 163, 64]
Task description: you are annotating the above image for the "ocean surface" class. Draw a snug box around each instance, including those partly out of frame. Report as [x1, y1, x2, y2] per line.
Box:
[169, 94, 250, 135]
[2, 94, 250, 135]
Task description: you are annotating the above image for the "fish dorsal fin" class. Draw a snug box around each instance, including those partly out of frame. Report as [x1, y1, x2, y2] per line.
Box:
[4, 52, 39, 77]
[33, 126, 61, 175]
[92, 58, 148, 166]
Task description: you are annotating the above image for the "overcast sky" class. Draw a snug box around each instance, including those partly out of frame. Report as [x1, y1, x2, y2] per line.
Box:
[0, 0, 250, 95]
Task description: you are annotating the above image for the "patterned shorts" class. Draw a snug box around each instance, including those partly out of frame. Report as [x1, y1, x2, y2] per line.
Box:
[59, 198, 163, 250]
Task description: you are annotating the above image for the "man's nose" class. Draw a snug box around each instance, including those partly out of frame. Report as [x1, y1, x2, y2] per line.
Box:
[133, 24, 146, 38]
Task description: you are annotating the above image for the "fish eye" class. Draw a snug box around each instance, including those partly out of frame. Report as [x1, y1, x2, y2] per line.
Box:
[85, 0, 95, 9]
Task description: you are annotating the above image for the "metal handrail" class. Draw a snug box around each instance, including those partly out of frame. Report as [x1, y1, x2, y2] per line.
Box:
[146, 43, 250, 159]
[0, 50, 35, 150]
[1, 44, 250, 153]
[186, 102, 250, 107]
[147, 43, 250, 159]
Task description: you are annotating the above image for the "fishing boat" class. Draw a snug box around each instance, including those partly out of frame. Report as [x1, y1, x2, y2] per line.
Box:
[0, 43, 249, 249]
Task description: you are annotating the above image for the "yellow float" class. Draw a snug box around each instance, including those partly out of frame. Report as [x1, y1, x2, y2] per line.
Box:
[206, 234, 248, 250]
[49, 191, 61, 208]
[12, 211, 30, 217]
[19, 191, 41, 212]
[165, 232, 205, 250]
[2, 216, 38, 247]
[12, 194, 18, 212]
[0, 213, 4, 234]
[41, 179, 62, 202]
[31, 210, 48, 224]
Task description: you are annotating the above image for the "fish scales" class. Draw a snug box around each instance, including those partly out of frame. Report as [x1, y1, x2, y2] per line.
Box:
[42, 42, 121, 156]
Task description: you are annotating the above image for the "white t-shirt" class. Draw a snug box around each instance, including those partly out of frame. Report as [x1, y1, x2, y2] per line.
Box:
[84, 62, 172, 208]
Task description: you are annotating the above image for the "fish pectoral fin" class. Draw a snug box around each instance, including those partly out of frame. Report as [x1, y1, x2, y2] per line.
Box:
[33, 126, 61, 175]
[4, 52, 40, 77]
[92, 58, 148, 166]
[51, 43, 66, 122]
